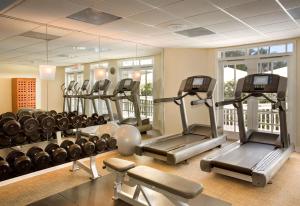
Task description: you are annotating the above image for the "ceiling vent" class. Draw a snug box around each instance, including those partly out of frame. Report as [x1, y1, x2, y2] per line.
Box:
[67, 8, 122, 26]
[20, 31, 61, 41]
[0, 0, 24, 13]
[288, 7, 300, 20]
[175, 27, 215, 37]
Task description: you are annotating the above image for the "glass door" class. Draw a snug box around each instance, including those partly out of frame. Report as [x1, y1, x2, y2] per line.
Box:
[256, 58, 288, 134]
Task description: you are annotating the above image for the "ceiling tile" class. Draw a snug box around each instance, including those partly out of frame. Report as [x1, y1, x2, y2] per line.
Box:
[206, 20, 248, 33]
[186, 10, 234, 26]
[139, 0, 182, 7]
[98, 19, 163, 35]
[279, 0, 300, 9]
[222, 29, 259, 38]
[127, 9, 175, 26]
[0, 36, 43, 52]
[49, 17, 98, 32]
[209, 0, 257, 8]
[225, 0, 281, 19]
[157, 19, 197, 31]
[6, 0, 86, 23]
[0, 51, 24, 61]
[162, 0, 217, 18]
[256, 21, 298, 33]
[91, 0, 152, 17]
[32, 26, 73, 37]
[242, 10, 291, 26]
[14, 42, 46, 53]
[0, 17, 39, 41]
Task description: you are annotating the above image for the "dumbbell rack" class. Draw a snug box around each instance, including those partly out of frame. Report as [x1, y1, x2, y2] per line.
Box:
[0, 129, 116, 187]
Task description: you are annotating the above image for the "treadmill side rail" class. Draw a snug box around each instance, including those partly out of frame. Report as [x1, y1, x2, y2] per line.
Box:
[252, 145, 294, 187]
[166, 134, 227, 165]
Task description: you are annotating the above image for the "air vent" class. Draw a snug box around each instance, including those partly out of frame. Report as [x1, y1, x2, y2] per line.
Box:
[175, 27, 215, 37]
[67, 8, 122, 26]
[288, 7, 300, 20]
[0, 0, 24, 13]
[20, 31, 61, 41]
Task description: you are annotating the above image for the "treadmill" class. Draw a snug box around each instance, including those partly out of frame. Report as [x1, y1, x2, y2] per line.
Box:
[136, 75, 227, 165]
[109, 78, 152, 133]
[83, 79, 114, 121]
[61, 80, 76, 113]
[201, 73, 294, 187]
[74, 80, 90, 114]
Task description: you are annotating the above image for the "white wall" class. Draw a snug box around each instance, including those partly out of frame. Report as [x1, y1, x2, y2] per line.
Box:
[162, 48, 217, 135]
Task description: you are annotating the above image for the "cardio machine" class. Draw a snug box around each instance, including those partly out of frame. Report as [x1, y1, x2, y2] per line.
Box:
[136, 75, 227, 165]
[108, 78, 152, 133]
[83, 79, 114, 121]
[62, 80, 76, 113]
[201, 73, 294, 187]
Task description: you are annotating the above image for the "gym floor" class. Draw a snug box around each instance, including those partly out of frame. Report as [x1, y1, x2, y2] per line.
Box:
[1, 138, 300, 206]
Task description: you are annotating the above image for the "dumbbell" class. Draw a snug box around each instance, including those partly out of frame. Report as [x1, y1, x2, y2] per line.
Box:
[37, 113, 56, 132]
[60, 140, 82, 160]
[89, 136, 107, 152]
[100, 133, 117, 150]
[0, 116, 21, 136]
[55, 114, 69, 131]
[1, 112, 16, 120]
[26, 146, 50, 170]
[12, 133, 27, 145]
[6, 150, 31, 175]
[95, 115, 107, 125]
[45, 143, 67, 165]
[17, 110, 31, 119]
[79, 114, 88, 128]
[68, 114, 82, 129]
[48, 110, 57, 117]
[19, 115, 40, 142]
[0, 132, 11, 148]
[75, 138, 95, 156]
[0, 156, 10, 180]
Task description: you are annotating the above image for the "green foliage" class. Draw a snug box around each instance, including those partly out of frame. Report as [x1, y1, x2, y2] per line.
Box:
[224, 80, 234, 99]
[141, 83, 153, 96]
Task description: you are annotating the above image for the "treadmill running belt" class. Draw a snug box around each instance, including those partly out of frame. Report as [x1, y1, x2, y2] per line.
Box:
[211, 142, 275, 175]
[143, 134, 207, 156]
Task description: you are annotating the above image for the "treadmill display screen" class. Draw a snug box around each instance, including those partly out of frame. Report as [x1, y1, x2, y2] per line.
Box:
[99, 80, 105, 88]
[124, 80, 132, 88]
[253, 76, 269, 85]
[192, 78, 204, 86]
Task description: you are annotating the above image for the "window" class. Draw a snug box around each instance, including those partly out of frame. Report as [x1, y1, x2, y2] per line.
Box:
[219, 41, 294, 136]
[119, 57, 154, 121]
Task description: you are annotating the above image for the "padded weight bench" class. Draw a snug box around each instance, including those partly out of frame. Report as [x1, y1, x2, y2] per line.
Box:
[103, 158, 203, 206]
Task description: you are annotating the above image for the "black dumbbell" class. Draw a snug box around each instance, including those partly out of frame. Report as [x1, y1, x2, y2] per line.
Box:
[12, 133, 27, 145]
[55, 114, 69, 131]
[25, 132, 41, 143]
[68, 115, 82, 129]
[60, 140, 82, 160]
[6, 150, 31, 174]
[0, 134, 11, 148]
[45, 143, 68, 165]
[100, 133, 117, 150]
[96, 115, 107, 125]
[48, 110, 57, 117]
[75, 138, 95, 156]
[2, 112, 16, 120]
[19, 115, 39, 134]
[0, 156, 11, 180]
[38, 113, 56, 132]
[89, 136, 107, 152]
[27, 146, 50, 170]
[17, 110, 31, 119]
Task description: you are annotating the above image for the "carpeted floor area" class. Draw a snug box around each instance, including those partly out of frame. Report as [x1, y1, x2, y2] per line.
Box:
[0, 142, 300, 206]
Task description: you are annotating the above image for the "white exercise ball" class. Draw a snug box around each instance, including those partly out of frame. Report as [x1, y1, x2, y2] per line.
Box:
[95, 122, 120, 137]
[115, 125, 141, 156]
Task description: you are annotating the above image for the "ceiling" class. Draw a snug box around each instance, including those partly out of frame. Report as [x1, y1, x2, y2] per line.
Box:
[0, 0, 300, 66]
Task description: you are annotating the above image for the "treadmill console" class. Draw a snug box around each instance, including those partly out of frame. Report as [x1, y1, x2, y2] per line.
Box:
[183, 76, 213, 93]
[81, 80, 89, 91]
[91, 79, 110, 93]
[117, 78, 134, 92]
[242, 74, 281, 93]
[67, 80, 75, 91]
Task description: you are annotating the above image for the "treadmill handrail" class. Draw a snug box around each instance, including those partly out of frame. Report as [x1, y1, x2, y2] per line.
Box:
[154, 93, 189, 104]
[215, 99, 238, 107]
[191, 99, 206, 106]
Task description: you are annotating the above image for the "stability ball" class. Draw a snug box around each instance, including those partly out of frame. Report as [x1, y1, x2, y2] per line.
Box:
[115, 125, 141, 156]
[95, 122, 120, 137]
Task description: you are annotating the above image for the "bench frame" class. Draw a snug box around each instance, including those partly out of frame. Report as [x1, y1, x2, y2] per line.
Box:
[107, 166, 191, 206]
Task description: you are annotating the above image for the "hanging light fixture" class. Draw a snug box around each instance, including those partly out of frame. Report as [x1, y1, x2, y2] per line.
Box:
[39, 25, 56, 111]
[94, 35, 106, 80]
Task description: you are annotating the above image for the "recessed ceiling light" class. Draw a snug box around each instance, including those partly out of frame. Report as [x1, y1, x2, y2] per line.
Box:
[175, 27, 215, 37]
[67, 8, 122, 26]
